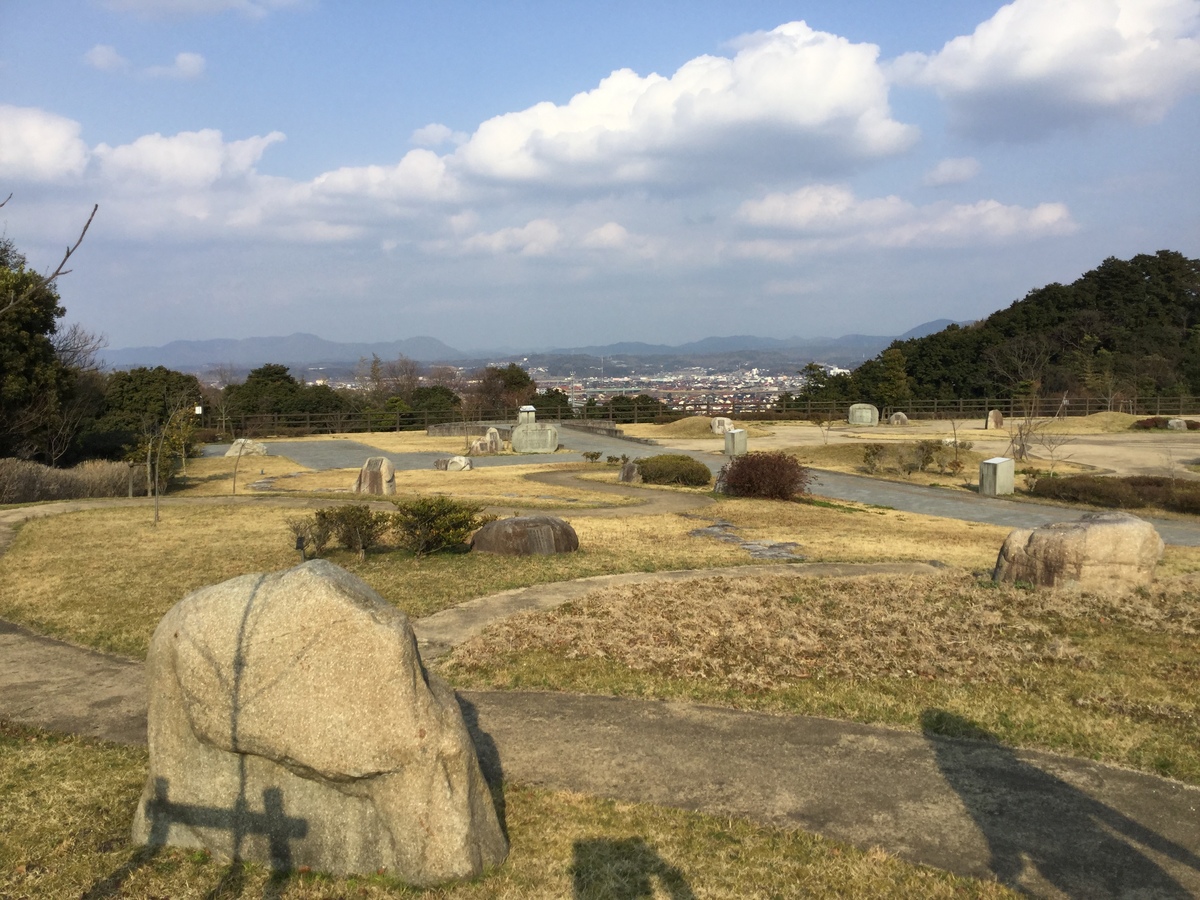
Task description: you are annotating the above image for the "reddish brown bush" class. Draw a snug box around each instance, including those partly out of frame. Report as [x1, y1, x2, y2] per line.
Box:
[720, 451, 811, 500]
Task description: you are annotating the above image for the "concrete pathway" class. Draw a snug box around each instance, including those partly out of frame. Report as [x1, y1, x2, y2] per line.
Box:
[4, 560, 1200, 897]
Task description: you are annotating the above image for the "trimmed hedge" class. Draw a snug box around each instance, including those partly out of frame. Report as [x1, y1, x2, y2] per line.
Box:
[1132, 417, 1200, 430]
[635, 454, 712, 487]
[720, 451, 811, 500]
[1030, 473, 1200, 512]
[392, 496, 491, 556]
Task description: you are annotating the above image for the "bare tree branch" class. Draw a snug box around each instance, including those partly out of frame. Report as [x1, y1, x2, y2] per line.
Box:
[1, 203, 99, 317]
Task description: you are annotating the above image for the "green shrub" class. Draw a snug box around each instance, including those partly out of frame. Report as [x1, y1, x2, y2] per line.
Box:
[391, 496, 492, 557]
[1030, 475, 1144, 508]
[720, 451, 811, 500]
[314, 504, 391, 559]
[635, 454, 712, 487]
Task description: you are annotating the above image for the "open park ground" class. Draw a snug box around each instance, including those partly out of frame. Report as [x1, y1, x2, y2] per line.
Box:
[2, 413, 1198, 898]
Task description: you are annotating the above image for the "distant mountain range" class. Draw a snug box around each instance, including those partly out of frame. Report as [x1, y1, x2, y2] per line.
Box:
[104, 320, 963, 374]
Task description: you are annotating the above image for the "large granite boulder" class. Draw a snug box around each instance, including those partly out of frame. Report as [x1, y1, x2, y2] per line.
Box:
[888, 412, 908, 426]
[485, 427, 502, 452]
[434, 456, 473, 471]
[710, 417, 733, 435]
[1167, 418, 1188, 431]
[618, 461, 642, 484]
[993, 512, 1164, 590]
[132, 560, 507, 885]
[987, 410, 1004, 430]
[472, 516, 579, 556]
[225, 439, 268, 458]
[354, 457, 396, 495]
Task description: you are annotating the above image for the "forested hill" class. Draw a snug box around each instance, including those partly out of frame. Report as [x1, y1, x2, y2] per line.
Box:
[852, 250, 1200, 404]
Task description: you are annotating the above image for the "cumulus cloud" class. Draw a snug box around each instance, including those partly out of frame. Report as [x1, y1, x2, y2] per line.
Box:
[93, 128, 284, 187]
[923, 157, 981, 186]
[146, 51, 206, 79]
[0, 106, 90, 181]
[452, 20, 918, 186]
[736, 183, 1076, 250]
[410, 123, 468, 148]
[581, 222, 630, 249]
[84, 44, 130, 72]
[893, 0, 1200, 139]
[311, 150, 460, 203]
[103, 0, 302, 19]
[461, 219, 562, 256]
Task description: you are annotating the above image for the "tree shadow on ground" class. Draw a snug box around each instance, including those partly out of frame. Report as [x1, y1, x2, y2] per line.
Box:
[922, 708, 1200, 899]
[571, 837, 695, 899]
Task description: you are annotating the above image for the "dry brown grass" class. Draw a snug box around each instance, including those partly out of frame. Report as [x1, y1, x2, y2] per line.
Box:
[622, 417, 772, 440]
[0, 722, 1013, 900]
[442, 572, 1200, 782]
[171, 455, 312, 497]
[0, 505, 749, 657]
[297, 431, 478, 454]
[712, 495, 1010, 570]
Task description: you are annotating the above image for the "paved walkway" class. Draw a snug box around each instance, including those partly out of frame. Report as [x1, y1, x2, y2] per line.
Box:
[3, 559, 1200, 897]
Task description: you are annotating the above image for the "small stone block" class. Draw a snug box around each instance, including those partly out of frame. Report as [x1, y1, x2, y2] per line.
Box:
[979, 457, 1015, 496]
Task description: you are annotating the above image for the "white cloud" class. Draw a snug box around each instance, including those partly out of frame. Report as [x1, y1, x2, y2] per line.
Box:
[146, 52, 206, 79]
[0, 106, 89, 181]
[311, 150, 460, 203]
[84, 44, 130, 72]
[923, 157, 981, 187]
[738, 184, 909, 232]
[461, 219, 562, 256]
[581, 222, 630, 250]
[93, 128, 284, 187]
[453, 20, 917, 186]
[736, 184, 1076, 250]
[893, 0, 1200, 139]
[410, 123, 468, 148]
[103, 0, 303, 19]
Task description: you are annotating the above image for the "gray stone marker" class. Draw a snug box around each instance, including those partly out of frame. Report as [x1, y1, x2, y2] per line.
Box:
[710, 416, 734, 435]
[888, 412, 909, 426]
[618, 460, 642, 483]
[132, 560, 507, 884]
[1167, 418, 1188, 431]
[485, 426, 502, 452]
[848, 403, 880, 426]
[724, 428, 748, 457]
[979, 457, 1015, 496]
[987, 409, 1004, 430]
[511, 406, 559, 453]
[354, 457, 395, 495]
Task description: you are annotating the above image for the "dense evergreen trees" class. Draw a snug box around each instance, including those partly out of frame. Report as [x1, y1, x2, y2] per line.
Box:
[833, 250, 1200, 406]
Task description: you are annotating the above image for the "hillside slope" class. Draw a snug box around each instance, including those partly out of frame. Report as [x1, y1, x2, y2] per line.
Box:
[879, 250, 1200, 401]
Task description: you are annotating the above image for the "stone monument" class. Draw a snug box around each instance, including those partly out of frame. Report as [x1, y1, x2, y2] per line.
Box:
[724, 428, 747, 457]
[511, 406, 559, 454]
[471, 515, 579, 556]
[132, 560, 508, 885]
[993, 512, 1163, 590]
[848, 403, 880, 426]
[354, 457, 395, 495]
[979, 457, 1015, 496]
[225, 439, 268, 458]
[987, 410, 1004, 430]
[710, 417, 734, 435]
[888, 412, 909, 426]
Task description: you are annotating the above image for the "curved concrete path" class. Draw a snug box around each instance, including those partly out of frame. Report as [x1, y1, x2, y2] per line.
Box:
[4, 559, 1200, 898]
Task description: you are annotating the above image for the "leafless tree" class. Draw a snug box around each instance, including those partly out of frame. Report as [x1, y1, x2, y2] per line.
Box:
[0, 196, 98, 317]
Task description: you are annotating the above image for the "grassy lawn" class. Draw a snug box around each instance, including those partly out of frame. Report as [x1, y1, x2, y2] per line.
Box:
[441, 571, 1200, 784]
[3, 442, 1197, 895]
[0, 722, 1015, 900]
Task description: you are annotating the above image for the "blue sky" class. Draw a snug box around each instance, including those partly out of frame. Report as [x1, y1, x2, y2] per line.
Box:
[2, 0, 1198, 354]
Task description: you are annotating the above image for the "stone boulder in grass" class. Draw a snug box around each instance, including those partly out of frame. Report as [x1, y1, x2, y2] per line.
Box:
[471, 515, 579, 556]
[993, 512, 1164, 590]
[132, 560, 507, 885]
